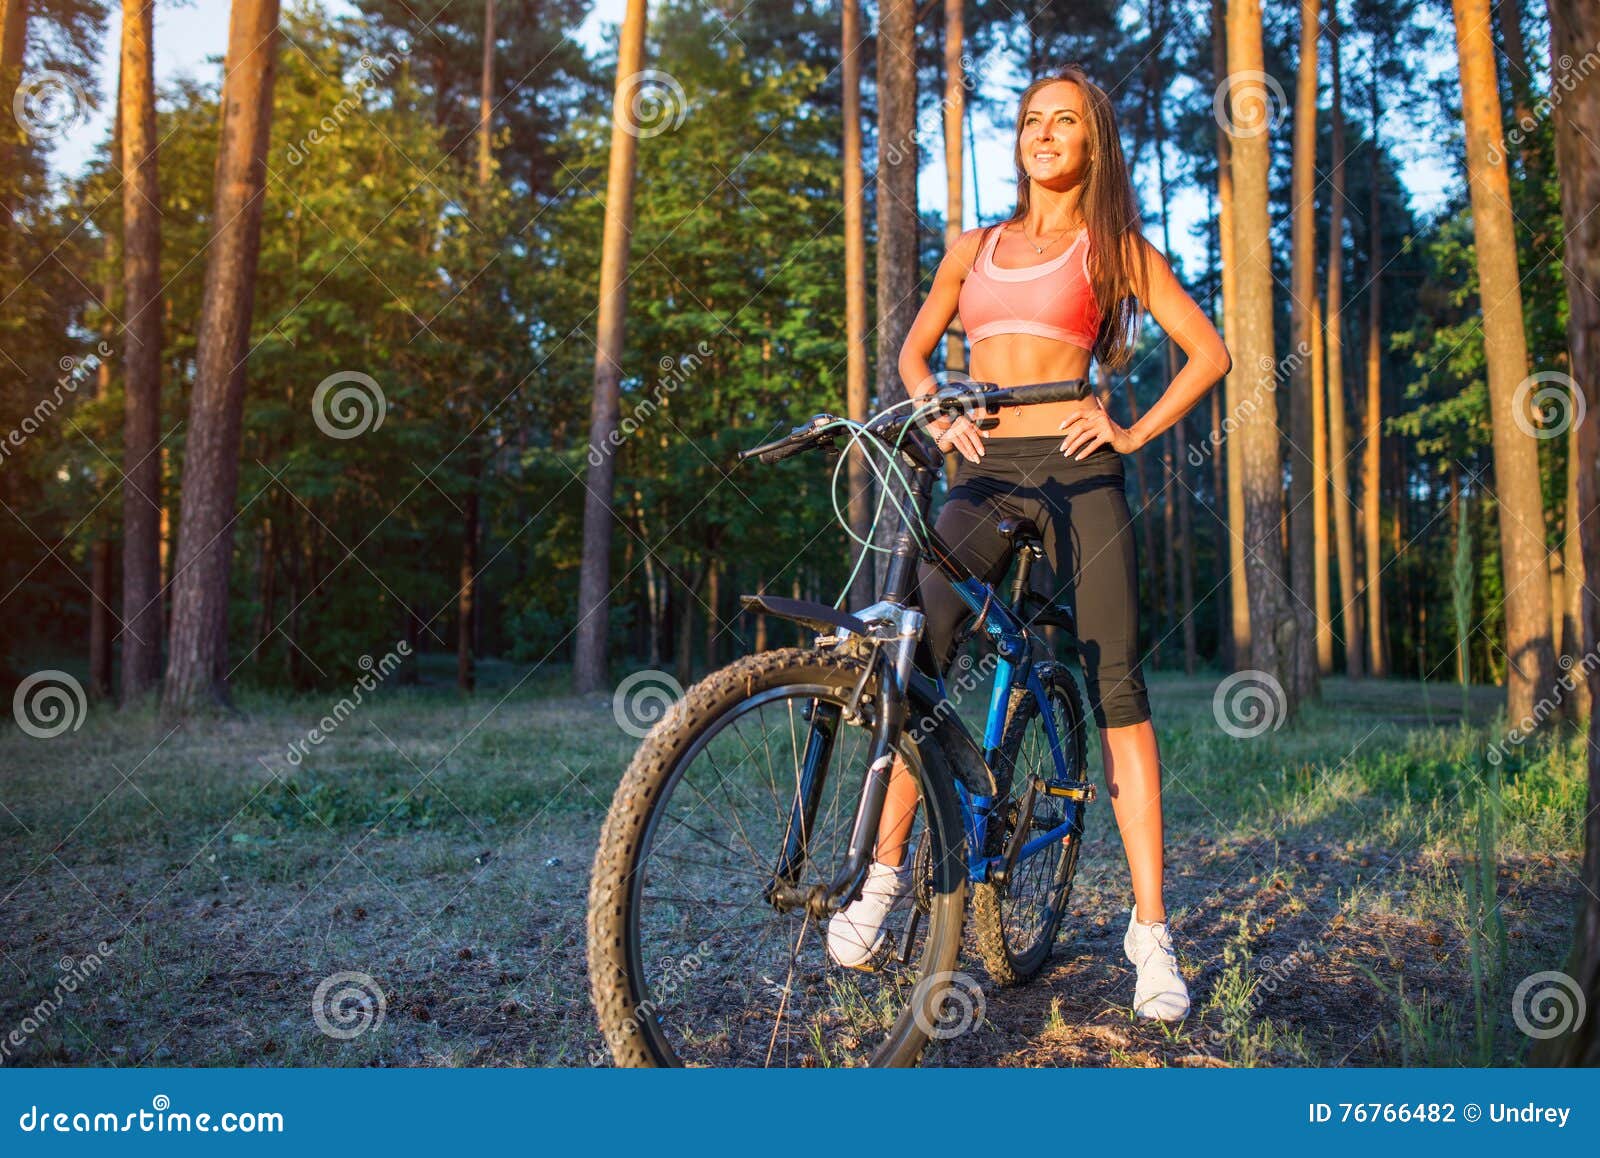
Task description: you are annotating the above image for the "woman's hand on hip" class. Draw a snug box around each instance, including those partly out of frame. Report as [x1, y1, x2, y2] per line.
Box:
[1058, 395, 1144, 459]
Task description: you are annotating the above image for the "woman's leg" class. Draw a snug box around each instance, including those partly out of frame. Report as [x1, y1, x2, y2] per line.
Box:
[1100, 721, 1165, 923]
[1043, 468, 1165, 920]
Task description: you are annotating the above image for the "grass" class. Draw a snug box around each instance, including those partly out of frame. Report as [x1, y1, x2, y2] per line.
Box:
[0, 656, 1587, 1067]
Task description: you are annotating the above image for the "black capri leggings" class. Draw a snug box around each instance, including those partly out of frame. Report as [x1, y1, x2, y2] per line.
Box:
[909, 434, 1151, 729]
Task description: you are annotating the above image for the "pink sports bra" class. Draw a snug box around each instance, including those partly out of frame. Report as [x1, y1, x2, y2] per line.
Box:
[957, 224, 1103, 351]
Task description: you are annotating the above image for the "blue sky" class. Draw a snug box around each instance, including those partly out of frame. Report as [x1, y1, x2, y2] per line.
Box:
[51, 0, 1457, 280]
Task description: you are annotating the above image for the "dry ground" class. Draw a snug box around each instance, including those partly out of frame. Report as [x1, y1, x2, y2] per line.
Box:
[0, 658, 1586, 1067]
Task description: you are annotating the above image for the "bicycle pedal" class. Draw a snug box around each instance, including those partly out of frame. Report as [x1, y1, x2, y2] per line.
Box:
[1034, 777, 1095, 802]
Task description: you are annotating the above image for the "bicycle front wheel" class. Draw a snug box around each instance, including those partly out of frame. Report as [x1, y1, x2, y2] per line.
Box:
[587, 647, 969, 1067]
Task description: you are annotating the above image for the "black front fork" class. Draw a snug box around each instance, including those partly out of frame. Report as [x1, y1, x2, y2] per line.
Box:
[765, 476, 932, 920]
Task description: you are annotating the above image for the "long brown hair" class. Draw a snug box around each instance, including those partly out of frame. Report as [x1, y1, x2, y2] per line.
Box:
[985, 66, 1149, 370]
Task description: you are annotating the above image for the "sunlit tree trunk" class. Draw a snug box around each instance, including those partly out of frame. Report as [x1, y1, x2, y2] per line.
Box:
[1325, 13, 1361, 679]
[1451, 0, 1556, 725]
[119, 0, 163, 704]
[842, 0, 873, 612]
[161, 0, 282, 713]
[573, 0, 647, 694]
[1288, 0, 1320, 698]
[1214, 0, 1249, 666]
[1363, 83, 1387, 677]
[1228, 0, 1295, 705]
[1312, 292, 1332, 673]
[1532, 0, 1599, 1066]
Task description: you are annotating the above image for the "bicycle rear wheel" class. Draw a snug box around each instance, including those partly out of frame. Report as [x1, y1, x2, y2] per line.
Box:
[587, 647, 969, 1066]
[971, 665, 1089, 986]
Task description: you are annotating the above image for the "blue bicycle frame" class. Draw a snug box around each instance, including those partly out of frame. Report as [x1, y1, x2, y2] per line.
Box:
[928, 572, 1087, 887]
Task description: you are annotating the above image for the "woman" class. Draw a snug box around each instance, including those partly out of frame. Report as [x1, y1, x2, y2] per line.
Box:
[826, 66, 1230, 1023]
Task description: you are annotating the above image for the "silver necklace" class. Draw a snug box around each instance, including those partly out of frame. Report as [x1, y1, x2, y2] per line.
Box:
[1019, 221, 1082, 253]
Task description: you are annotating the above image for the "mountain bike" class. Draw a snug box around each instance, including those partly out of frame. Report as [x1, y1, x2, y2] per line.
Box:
[587, 377, 1099, 1066]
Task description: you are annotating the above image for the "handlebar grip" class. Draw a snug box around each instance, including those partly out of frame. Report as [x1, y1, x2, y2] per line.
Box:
[991, 378, 1092, 407]
[757, 439, 815, 465]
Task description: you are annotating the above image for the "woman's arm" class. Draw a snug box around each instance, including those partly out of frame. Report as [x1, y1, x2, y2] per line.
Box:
[1059, 235, 1233, 460]
[897, 229, 989, 463]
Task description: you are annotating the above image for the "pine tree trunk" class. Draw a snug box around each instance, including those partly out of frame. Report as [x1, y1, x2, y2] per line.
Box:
[942, 0, 966, 373]
[457, 477, 478, 692]
[1563, 414, 1586, 720]
[871, 0, 918, 594]
[1288, 0, 1319, 699]
[119, 0, 164, 704]
[1325, 15, 1362, 678]
[573, 0, 647, 693]
[91, 144, 119, 702]
[1451, 0, 1556, 726]
[1214, 0, 1250, 666]
[1312, 292, 1333, 673]
[1531, 0, 1599, 1065]
[1227, 0, 1295, 704]
[161, 0, 281, 713]
[1363, 87, 1387, 676]
[0, 0, 28, 243]
[843, 0, 874, 611]
[477, 0, 494, 186]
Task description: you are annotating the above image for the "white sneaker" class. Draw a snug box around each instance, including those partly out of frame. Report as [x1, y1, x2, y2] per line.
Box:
[1123, 903, 1190, 1021]
[826, 860, 915, 969]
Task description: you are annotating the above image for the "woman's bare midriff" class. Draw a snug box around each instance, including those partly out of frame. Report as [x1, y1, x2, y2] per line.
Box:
[966, 333, 1099, 437]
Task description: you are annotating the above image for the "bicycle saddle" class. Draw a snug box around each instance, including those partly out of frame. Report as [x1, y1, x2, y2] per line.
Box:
[996, 516, 1044, 555]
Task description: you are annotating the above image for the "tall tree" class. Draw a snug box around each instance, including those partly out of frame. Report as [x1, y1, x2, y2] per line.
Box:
[161, 0, 283, 712]
[1288, 0, 1320, 699]
[872, 0, 918, 592]
[1228, 0, 1295, 704]
[1533, 0, 1600, 1067]
[1362, 78, 1387, 676]
[119, 0, 162, 703]
[843, 0, 872, 612]
[1450, 0, 1555, 725]
[1214, 0, 1249, 666]
[91, 67, 122, 702]
[1312, 291, 1332, 671]
[457, 0, 495, 695]
[942, 0, 964, 375]
[1325, 7, 1362, 678]
[0, 0, 28, 238]
[572, 0, 648, 694]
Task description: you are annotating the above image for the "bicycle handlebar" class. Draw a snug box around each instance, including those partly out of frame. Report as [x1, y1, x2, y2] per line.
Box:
[733, 377, 1091, 469]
